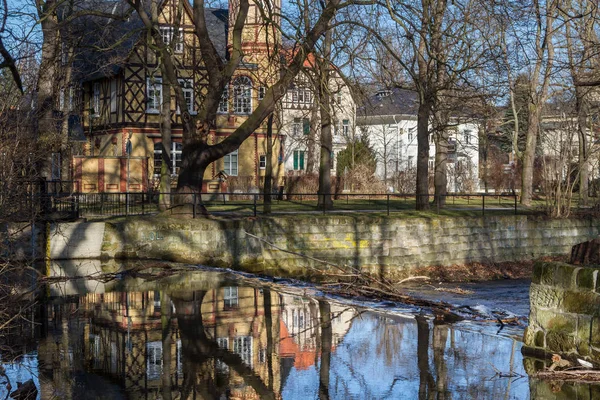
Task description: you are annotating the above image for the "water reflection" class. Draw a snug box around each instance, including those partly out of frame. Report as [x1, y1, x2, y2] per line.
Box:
[5, 269, 594, 399]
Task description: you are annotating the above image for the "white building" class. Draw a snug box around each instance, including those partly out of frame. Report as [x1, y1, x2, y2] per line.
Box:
[280, 64, 356, 176]
[357, 88, 480, 192]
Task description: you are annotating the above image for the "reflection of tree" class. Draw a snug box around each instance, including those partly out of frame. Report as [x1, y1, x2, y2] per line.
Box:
[161, 291, 173, 400]
[375, 316, 404, 367]
[433, 324, 449, 399]
[318, 300, 332, 400]
[171, 291, 277, 400]
[416, 315, 435, 400]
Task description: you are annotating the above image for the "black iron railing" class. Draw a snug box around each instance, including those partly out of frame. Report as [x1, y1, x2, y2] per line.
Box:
[59, 191, 519, 218]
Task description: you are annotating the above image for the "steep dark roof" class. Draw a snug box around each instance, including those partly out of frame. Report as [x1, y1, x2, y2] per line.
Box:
[358, 87, 419, 118]
[60, 1, 228, 82]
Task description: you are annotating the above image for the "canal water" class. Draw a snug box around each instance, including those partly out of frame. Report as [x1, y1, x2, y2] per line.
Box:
[0, 262, 597, 399]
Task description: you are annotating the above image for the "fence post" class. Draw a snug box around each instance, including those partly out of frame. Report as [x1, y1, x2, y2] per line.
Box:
[125, 192, 129, 216]
[253, 194, 257, 217]
[482, 194, 485, 216]
[141, 193, 144, 215]
[387, 194, 390, 216]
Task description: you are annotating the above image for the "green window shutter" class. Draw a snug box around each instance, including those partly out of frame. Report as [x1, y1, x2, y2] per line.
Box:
[299, 151, 305, 170]
[303, 118, 310, 135]
[293, 151, 298, 170]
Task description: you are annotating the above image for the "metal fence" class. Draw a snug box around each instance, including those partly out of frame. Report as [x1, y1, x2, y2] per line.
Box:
[61, 191, 519, 218]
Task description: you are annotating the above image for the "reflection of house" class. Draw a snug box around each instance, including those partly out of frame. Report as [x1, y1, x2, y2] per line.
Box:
[279, 294, 354, 373]
[357, 88, 480, 192]
[280, 57, 356, 176]
[64, 0, 283, 193]
[38, 286, 283, 399]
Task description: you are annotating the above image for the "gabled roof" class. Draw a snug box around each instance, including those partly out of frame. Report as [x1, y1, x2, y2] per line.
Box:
[61, 0, 228, 82]
[358, 87, 419, 118]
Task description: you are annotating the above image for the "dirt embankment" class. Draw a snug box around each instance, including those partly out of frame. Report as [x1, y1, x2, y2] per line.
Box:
[412, 256, 568, 283]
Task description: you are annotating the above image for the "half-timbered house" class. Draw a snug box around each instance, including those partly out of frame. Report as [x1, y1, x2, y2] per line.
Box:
[67, 0, 284, 193]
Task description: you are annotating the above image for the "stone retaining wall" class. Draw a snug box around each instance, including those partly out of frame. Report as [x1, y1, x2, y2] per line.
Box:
[524, 261, 600, 360]
[47, 215, 600, 280]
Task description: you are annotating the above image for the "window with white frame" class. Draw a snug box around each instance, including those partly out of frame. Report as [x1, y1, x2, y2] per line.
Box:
[153, 141, 182, 177]
[218, 85, 229, 113]
[258, 86, 266, 100]
[342, 119, 349, 136]
[159, 26, 183, 53]
[146, 341, 163, 380]
[259, 155, 266, 169]
[68, 87, 74, 112]
[233, 76, 252, 114]
[177, 78, 194, 113]
[223, 286, 238, 309]
[292, 118, 302, 135]
[59, 90, 65, 111]
[146, 76, 162, 113]
[92, 82, 100, 115]
[223, 150, 238, 176]
[216, 337, 230, 373]
[110, 80, 117, 113]
[233, 336, 252, 367]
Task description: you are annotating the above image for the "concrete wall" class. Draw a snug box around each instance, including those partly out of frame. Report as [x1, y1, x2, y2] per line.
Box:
[524, 261, 600, 360]
[47, 215, 600, 281]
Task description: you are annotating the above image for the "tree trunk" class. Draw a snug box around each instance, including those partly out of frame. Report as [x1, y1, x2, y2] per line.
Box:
[576, 89, 589, 207]
[416, 101, 431, 210]
[159, 70, 172, 210]
[520, 111, 540, 205]
[433, 128, 448, 207]
[263, 114, 274, 214]
[36, 0, 59, 179]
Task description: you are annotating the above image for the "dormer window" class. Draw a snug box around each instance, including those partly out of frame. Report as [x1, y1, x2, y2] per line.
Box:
[159, 26, 183, 53]
[376, 90, 392, 99]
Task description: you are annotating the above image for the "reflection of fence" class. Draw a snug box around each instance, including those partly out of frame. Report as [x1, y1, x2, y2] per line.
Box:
[68, 192, 519, 218]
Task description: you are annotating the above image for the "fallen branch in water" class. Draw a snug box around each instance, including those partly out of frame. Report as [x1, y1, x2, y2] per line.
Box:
[534, 369, 600, 383]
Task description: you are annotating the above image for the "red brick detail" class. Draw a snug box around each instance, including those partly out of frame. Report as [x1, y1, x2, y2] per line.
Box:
[120, 158, 127, 192]
[141, 158, 148, 191]
[98, 158, 105, 193]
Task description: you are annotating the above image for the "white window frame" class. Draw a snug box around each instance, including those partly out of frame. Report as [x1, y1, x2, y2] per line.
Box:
[218, 85, 229, 113]
[233, 336, 252, 367]
[146, 341, 163, 380]
[146, 76, 162, 113]
[464, 129, 472, 145]
[223, 150, 238, 176]
[153, 141, 182, 177]
[233, 76, 252, 114]
[177, 78, 194, 114]
[259, 155, 266, 169]
[92, 82, 100, 116]
[223, 286, 239, 308]
[292, 118, 302, 136]
[159, 26, 183, 53]
[342, 119, 349, 136]
[293, 150, 305, 171]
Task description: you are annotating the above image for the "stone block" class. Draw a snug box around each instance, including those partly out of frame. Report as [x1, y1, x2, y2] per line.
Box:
[563, 291, 600, 315]
[576, 268, 597, 292]
[540, 262, 557, 286]
[554, 263, 577, 289]
[546, 331, 576, 353]
[529, 284, 563, 309]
